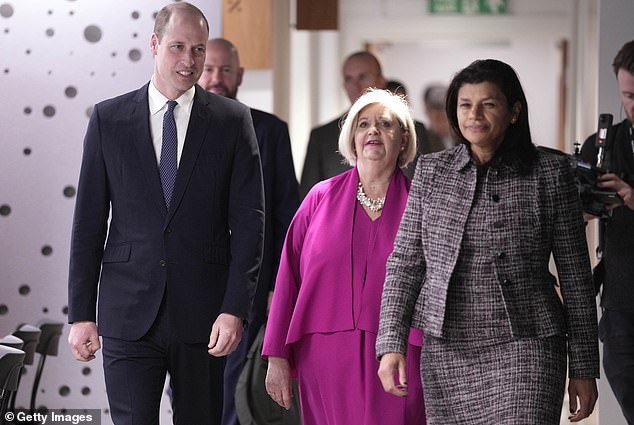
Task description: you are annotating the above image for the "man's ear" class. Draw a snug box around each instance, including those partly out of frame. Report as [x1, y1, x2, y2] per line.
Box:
[150, 33, 159, 56]
[237, 67, 245, 87]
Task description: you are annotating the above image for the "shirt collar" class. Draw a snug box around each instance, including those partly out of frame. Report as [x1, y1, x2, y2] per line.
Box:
[148, 80, 196, 115]
[452, 142, 515, 174]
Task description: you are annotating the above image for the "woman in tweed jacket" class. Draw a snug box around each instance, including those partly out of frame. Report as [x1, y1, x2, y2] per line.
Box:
[376, 59, 599, 424]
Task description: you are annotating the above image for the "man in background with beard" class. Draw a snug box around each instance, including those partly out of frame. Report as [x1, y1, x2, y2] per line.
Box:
[198, 37, 300, 425]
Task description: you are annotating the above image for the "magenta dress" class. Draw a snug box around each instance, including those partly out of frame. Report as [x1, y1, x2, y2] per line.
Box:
[263, 168, 425, 425]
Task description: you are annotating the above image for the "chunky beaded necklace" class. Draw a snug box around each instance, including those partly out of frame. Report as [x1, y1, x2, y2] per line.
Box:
[356, 181, 385, 212]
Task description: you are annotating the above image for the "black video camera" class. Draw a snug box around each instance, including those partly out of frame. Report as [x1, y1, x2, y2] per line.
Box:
[570, 154, 622, 217]
[540, 114, 623, 218]
[573, 113, 623, 217]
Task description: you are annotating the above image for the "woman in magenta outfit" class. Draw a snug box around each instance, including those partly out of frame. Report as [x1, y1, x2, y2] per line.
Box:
[262, 89, 426, 425]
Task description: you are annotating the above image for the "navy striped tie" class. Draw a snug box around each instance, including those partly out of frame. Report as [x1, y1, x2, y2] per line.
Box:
[159, 100, 178, 208]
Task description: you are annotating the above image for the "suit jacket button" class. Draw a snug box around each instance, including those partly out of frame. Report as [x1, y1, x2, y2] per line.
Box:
[165, 227, 172, 234]
[493, 220, 504, 229]
[492, 194, 500, 202]
[497, 251, 506, 260]
[502, 278, 510, 285]
[160, 259, 166, 267]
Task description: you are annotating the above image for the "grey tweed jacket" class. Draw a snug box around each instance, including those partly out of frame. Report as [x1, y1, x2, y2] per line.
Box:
[376, 144, 600, 378]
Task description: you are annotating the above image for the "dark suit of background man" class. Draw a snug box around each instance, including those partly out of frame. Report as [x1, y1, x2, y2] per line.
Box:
[197, 38, 300, 425]
[581, 39, 634, 425]
[299, 51, 433, 198]
[422, 83, 458, 151]
[67, 4, 265, 425]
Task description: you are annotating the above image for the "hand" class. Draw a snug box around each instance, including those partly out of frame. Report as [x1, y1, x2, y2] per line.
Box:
[266, 291, 274, 315]
[68, 321, 100, 362]
[208, 313, 243, 357]
[265, 356, 292, 410]
[583, 212, 598, 222]
[597, 173, 634, 210]
[568, 377, 598, 422]
[377, 352, 408, 397]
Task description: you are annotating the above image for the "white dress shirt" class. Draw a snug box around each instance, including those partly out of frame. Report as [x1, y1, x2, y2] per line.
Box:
[148, 80, 195, 166]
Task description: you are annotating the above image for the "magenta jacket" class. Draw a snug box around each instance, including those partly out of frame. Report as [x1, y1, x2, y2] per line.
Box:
[263, 167, 421, 361]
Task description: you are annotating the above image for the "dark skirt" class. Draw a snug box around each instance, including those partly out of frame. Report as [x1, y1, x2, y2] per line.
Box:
[421, 335, 567, 425]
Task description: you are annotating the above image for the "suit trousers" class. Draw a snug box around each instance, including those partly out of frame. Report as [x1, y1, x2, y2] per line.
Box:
[600, 309, 634, 425]
[102, 297, 225, 425]
[221, 334, 248, 425]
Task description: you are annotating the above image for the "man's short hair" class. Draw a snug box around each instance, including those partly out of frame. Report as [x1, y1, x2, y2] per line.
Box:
[613, 40, 634, 76]
[344, 51, 383, 76]
[423, 84, 448, 110]
[154, 2, 209, 41]
[386, 80, 407, 96]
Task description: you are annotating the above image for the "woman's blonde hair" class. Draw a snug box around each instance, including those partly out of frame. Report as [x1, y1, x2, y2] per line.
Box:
[338, 88, 417, 168]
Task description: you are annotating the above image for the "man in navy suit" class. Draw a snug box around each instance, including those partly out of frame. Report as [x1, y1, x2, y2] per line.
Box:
[198, 37, 300, 425]
[67, 4, 264, 425]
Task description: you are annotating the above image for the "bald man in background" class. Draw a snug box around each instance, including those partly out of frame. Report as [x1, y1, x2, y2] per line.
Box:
[198, 38, 300, 425]
[299, 51, 431, 198]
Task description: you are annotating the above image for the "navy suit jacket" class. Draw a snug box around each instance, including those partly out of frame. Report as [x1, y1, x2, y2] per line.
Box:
[68, 84, 265, 343]
[248, 108, 299, 336]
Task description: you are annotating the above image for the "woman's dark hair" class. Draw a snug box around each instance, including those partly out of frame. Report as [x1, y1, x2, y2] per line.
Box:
[446, 59, 537, 173]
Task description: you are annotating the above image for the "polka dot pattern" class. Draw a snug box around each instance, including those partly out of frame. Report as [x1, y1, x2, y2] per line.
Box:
[64, 86, 78, 98]
[0, 3, 14, 18]
[43, 105, 56, 117]
[63, 186, 76, 197]
[83, 25, 102, 43]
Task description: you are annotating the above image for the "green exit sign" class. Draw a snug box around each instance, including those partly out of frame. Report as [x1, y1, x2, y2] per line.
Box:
[429, 0, 508, 15]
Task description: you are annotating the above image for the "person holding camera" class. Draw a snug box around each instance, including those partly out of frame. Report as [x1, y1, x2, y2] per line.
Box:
[581, 39, 634, 425]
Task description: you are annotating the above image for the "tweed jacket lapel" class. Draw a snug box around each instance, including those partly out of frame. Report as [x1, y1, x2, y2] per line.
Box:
[418, 144, 477, 335]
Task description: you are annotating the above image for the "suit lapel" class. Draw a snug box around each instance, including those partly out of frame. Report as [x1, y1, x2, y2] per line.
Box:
[165, 87, 210, 226]
[130, 85, 168, 217]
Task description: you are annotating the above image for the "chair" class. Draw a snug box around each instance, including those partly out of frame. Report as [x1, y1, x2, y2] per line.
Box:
[8, 324, 40, 411]
[30, 321, 63, 411]
[0, 335, 24, 351]
[0, 345, 25, 424]
[13, 325, 41, 366]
